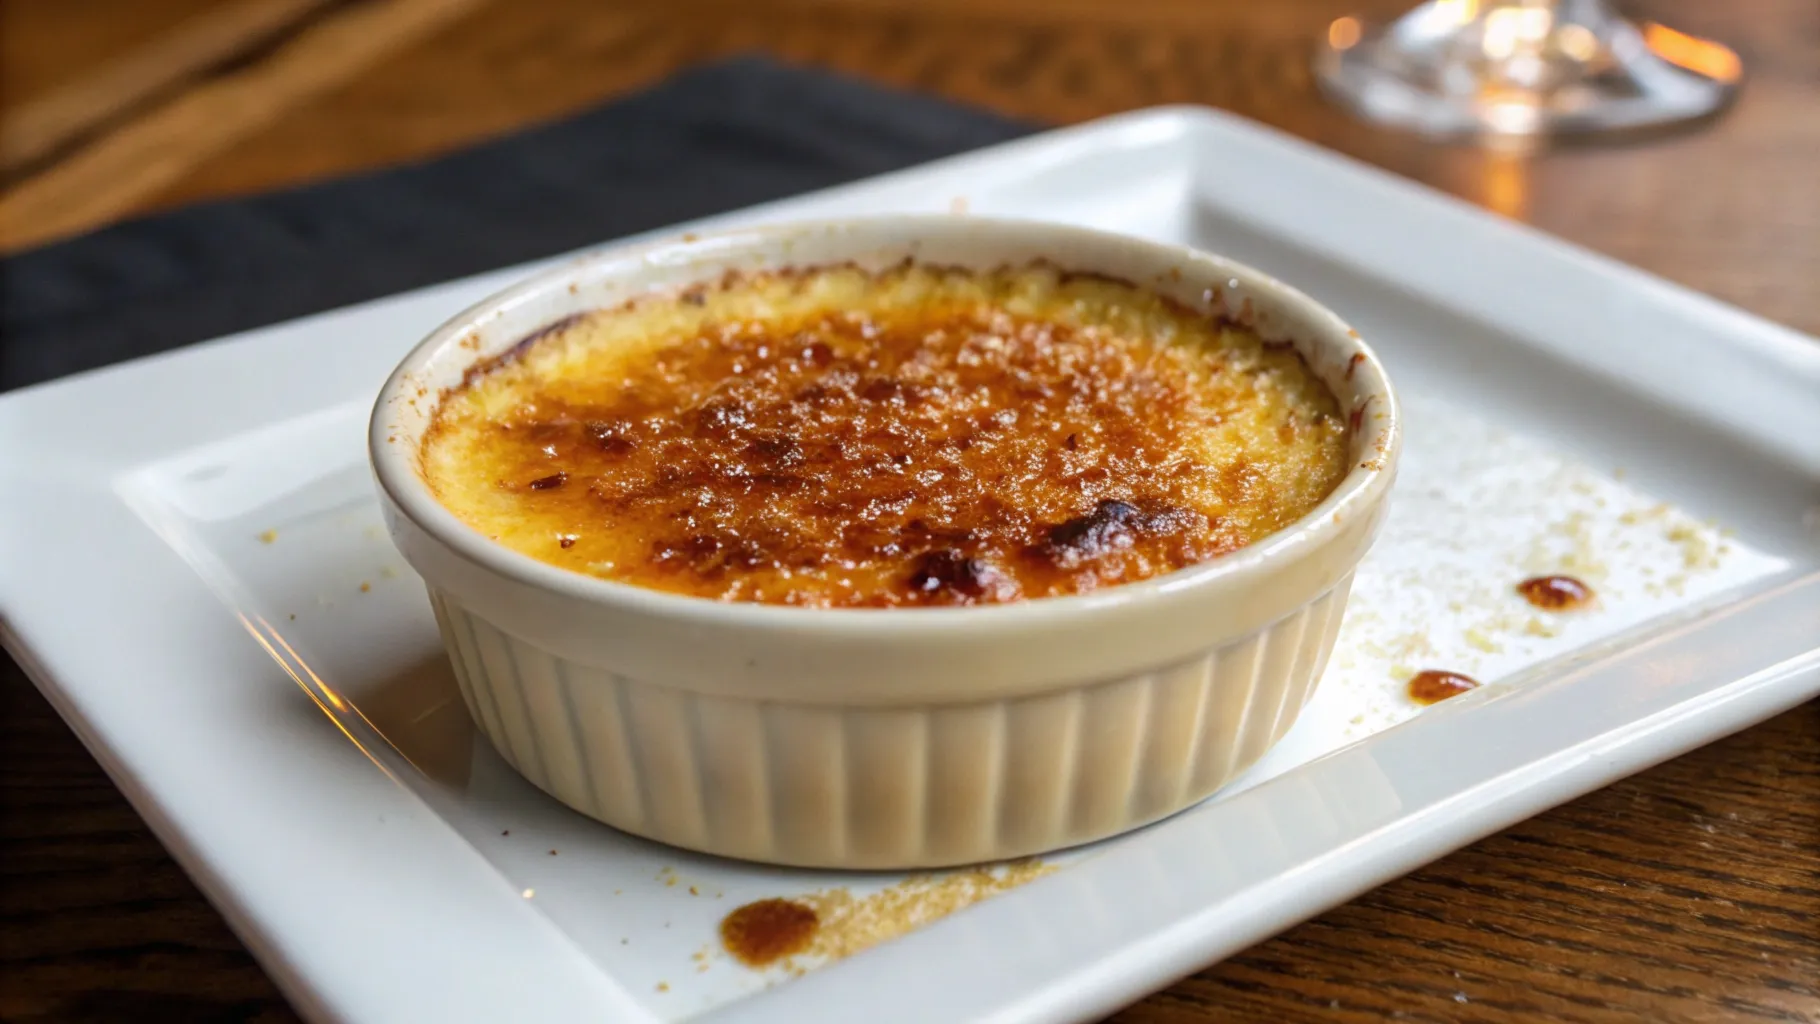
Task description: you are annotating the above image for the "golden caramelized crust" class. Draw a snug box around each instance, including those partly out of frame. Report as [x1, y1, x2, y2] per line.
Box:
[421, 263, 1349, 607]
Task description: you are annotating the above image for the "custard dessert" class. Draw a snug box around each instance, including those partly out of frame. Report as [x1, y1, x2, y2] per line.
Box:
[421, 262, 1349, 607]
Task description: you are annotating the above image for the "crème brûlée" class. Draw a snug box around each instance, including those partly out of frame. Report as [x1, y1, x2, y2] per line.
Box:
[420, 262, 1350, 608]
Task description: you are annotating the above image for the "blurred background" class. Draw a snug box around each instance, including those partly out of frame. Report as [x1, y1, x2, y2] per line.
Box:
[1, 0, 1813, 340]
[2, 3, 1817, 1023]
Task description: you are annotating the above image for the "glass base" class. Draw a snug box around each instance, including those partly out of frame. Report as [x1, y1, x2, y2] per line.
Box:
[1316, 2, 1741, 140]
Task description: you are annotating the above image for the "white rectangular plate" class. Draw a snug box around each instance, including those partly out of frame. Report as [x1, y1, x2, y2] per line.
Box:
[3, 107, 1817, 1024]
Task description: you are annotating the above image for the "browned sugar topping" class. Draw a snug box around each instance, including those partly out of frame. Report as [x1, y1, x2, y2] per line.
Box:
[422, 263, 1349, 607]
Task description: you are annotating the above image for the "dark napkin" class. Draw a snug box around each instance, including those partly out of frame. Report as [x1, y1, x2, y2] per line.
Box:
[0, 56, 1035, 393]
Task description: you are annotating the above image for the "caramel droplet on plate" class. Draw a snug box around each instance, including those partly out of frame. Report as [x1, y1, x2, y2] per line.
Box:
[1408, 669, 1480, 706]
[720, 898, 818, 967]
[1516, 574, 1595, 611]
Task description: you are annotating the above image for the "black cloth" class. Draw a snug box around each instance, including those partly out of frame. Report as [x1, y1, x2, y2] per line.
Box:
[0, 56, 1035, 393]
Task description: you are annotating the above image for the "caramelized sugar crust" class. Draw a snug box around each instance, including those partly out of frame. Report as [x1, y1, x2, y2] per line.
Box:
[422, 263, 1349, 607]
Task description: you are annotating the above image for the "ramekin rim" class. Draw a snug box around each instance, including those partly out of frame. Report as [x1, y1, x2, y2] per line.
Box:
[368, 214, 1400, 634]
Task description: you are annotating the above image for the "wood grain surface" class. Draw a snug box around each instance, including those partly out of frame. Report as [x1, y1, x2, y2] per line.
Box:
[0, 0, 340, 177]
[2, 0, 1817, 1021]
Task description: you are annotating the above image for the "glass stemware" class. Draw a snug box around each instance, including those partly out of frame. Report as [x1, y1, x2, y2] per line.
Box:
[1316, 0, 1742, 140]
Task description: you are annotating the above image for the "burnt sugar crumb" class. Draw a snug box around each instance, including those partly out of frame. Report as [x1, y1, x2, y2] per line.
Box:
[720, 898, 819, 967]
[422, 263, 1349, 608]
[1516, 574, 1596, 611]
[908, 548, 1015, 601]
[1408, 669, 1480, 705]
[721, 859, 1055, 972]
[1037, 499, 1205, 569]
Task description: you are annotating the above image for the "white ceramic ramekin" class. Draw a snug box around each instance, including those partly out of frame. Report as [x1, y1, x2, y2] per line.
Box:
[370, 217, 1399, 869]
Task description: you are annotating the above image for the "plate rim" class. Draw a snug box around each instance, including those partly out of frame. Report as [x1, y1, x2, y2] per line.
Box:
[3, 105, 1817, 1024]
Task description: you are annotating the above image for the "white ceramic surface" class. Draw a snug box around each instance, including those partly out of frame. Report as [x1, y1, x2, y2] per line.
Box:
[2, 107, 1816, 1024]
[371, 218, 1399, 867]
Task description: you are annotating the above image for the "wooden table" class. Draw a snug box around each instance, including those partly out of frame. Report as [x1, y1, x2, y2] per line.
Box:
[3, 1, 1816, 1020]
